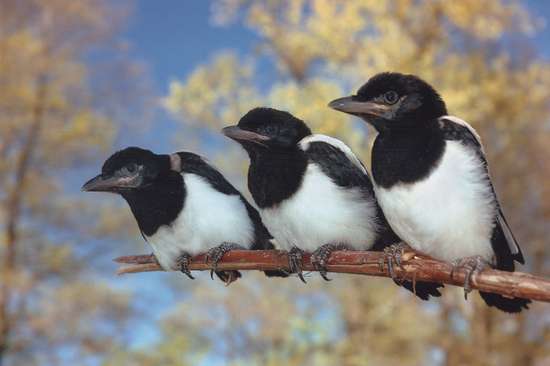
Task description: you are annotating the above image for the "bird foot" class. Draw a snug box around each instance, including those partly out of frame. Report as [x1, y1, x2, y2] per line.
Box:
[288, 246, 307, 283]
[205, 242, 245, 280]
[176, 252, 194, 279]
[451, 255, 489, 300]
[311, 243, 352, 281]
[378, 242, 411, 284]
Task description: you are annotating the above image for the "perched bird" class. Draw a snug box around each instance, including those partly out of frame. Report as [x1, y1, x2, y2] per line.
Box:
[329, 72, 530, 312]
[223, 107, 442, 300]
[82, 147, 286, 284]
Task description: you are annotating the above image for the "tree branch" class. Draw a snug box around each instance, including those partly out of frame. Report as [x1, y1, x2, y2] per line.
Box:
[114, 250, 550, 303]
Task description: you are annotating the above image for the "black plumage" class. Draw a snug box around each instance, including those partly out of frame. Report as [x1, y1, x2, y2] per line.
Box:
[224, 107, 442, 299]
[83, 147, 286, 283]
[329, 72, 530, 312]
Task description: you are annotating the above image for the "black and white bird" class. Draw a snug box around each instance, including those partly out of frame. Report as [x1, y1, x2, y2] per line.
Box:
[329, 72, 530, 312]
[82, 147, 287, 284]
[223, 107, 442, 300]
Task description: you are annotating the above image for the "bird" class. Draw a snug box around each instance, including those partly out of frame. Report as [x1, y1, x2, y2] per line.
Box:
[329, 72, 531, 312]
[222, 107, 443, 300]
[82, 147, 287, 284]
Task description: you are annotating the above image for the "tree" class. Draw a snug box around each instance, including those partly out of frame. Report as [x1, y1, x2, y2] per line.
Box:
[164, 1, 550, 364]
[0, 1, 147, 365]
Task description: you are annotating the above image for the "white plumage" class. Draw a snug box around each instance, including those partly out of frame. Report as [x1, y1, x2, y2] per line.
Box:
[375, 140, 497, 263]
[260, 135, 379, 252]
[147, 173, 255, 270]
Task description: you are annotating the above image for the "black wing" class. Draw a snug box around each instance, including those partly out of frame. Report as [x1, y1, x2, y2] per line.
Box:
[176, 152, 273, 247]
[441, 118, 530, 312]
[439, 117, 524, 266]
[304, 139, 375, 196]
[303, 138, 443, 299]
[303, 137, 399, 245]
[176, 152, 287, 278]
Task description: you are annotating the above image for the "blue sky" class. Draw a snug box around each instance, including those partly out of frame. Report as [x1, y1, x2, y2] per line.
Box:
[120, 0, 550, 152]
[119, 0, 261, 153]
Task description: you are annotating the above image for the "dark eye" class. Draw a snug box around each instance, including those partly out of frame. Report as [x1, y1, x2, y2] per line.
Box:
[121, 163, 138, 175]
[383, 91, 399, 105]
[263, 124, 277, 135]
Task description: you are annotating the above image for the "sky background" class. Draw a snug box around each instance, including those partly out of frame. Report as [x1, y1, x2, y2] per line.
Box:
[97, 0, 550, 352]
[119, 0, 550, 151]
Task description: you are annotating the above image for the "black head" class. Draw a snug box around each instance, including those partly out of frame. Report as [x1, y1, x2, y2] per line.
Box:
[82, 147, 170, 194]
[222, 107, 312, 153]
[328, 72, 447, 132]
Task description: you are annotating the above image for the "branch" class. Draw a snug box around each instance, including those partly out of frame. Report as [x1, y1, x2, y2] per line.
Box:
[114, 250, 550, 303]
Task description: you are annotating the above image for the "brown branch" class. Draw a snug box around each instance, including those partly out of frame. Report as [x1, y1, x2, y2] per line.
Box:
[113, 250, 550, 303]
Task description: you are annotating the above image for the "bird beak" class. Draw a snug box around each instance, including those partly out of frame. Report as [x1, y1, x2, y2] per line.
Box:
[222, 125, 270, 145]
[328, 96, 390, 118]
[81, 173, 141, 192]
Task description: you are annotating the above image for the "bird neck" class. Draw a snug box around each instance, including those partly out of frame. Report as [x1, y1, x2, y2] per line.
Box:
[372, 119, 445, 188]
[121, 172, 184, 237]
[247, 147, 308, 209]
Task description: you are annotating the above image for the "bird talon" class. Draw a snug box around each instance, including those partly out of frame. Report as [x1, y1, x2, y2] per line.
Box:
[451, 255, 488, 299]
[311, 243, 351, 281]
[176, 253, 195, 279]
[288, 246, 306, 283]
[205, 242, 245, 281]
[382, 242, 410, 283]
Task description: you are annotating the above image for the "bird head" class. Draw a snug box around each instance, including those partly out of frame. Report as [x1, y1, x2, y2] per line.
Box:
[222, 107, 312, 153]
[328, 72, 447, 132]
[82, 147, 170, 194]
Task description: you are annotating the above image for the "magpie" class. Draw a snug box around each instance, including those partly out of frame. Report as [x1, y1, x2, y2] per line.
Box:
[222, 107, 443, 300]
[82, 147, 287, 284]
[329, 72, 531, 312]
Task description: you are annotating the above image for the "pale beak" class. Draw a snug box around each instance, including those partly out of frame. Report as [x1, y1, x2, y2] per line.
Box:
[328, 96, 390, 117]
[82, 173, 141, 192]
[222, 125, 271, 145]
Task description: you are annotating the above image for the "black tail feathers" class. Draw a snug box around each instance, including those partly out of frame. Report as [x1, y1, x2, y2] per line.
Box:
[401, 280, 444, 300]
[479, 291, 530, 313]
[263, 270, 289, 278]
[215, 270, 242, 283]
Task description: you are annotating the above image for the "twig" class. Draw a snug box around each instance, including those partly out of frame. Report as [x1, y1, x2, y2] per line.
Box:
[114, 250, 550, 303]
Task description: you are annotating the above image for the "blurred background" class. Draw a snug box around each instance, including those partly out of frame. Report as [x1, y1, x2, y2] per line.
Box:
[0, 0, 549, 365]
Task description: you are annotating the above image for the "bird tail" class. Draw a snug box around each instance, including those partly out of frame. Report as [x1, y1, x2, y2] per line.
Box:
[479, 291, 530, 313]
[215, 270, 242, 284]
[479, 223, 531, 313]
[401, 280, 444, 300]
[263, 270, 289, 278]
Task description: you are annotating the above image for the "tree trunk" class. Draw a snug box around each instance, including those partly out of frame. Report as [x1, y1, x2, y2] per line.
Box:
[0, 75, 47, 366]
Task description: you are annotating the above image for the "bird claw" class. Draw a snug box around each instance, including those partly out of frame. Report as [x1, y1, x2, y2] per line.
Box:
[288, 246, 307, 283]
[451, 255, 488, 300]
[176, 253, 194, 279]
[380, 242, 410, 284]
[205, 242, 245, 280]
[311, 243, 352, 281]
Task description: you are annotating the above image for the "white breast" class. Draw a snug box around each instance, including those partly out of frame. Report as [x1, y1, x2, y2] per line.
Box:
[260, 163, 379, 252]
[147, 173, 255, 270]
[375, 141, 496, 262]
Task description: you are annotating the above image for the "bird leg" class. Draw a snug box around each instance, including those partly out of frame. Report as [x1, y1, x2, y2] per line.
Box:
[311, 243, 353, 281]
[205, 242, 245, 280]
[288, 246, 307, 283]
[451, 255, 489, 299]
[379, 242, 411, 284]
[176, 252, 194, 279]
